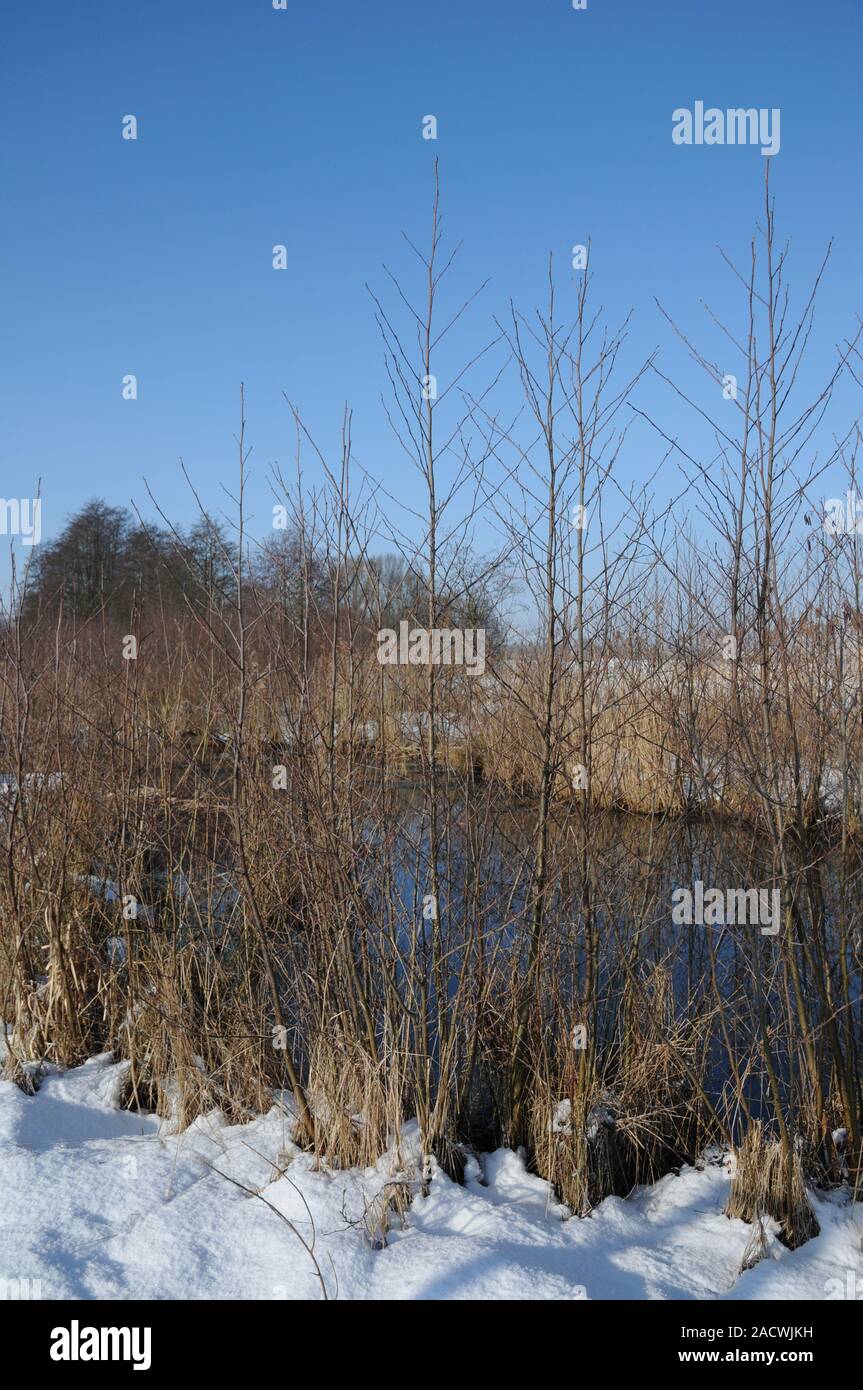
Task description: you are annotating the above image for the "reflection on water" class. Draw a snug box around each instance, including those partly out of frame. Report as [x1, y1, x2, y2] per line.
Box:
[355, 781, 860, 1131]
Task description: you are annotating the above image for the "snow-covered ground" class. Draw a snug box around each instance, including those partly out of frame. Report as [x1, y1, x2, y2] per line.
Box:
[1, 1055, 860, 1301]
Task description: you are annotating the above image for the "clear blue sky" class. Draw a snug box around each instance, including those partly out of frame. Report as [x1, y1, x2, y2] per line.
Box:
[1, 0, 861, 568]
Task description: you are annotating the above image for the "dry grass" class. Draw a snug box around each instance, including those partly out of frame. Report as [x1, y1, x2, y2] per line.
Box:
[726, 1122, 820, 1250]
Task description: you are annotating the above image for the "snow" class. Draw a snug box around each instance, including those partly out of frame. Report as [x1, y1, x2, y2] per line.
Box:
[1, 1055, 861, 1301]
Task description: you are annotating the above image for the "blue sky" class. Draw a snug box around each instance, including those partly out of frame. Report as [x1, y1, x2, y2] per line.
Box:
[1, 0, 861, 570]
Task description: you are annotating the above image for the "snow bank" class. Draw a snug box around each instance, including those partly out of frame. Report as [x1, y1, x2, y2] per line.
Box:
[0, 1056, 860, 1300]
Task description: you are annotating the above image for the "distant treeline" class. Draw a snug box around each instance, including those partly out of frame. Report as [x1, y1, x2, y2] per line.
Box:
[19, 498, 506, 644]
